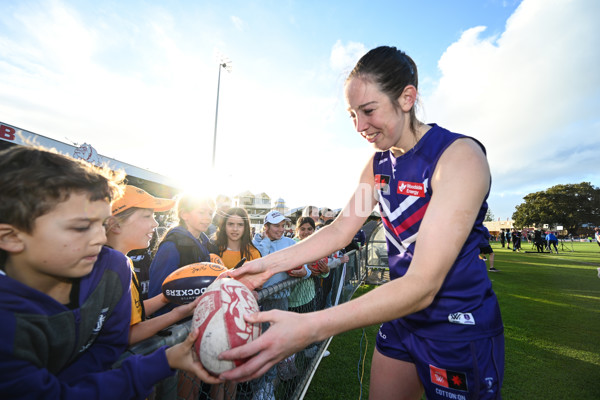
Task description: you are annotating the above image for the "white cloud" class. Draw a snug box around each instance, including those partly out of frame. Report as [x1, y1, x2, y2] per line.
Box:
[1, 0, 598, 219]
[231, 15, 244, 31]
[425, 0, 600, 218]
[330, 40, 366, 75]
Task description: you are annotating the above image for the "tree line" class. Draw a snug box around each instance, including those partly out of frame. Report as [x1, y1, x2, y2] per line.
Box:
[512, 182, 600, 235]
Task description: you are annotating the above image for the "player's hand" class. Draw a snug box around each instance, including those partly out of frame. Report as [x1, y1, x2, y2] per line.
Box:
[218, 310, 316, 382]
[165, 327, 223, 384]
[225, 258, 272, 291]
[340, 254, 350, 263]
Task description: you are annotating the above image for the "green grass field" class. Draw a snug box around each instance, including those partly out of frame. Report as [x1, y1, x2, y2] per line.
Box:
[306, 241, 600, 399]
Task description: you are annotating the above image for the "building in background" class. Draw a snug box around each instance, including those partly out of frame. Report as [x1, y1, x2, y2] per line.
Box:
[0, 121, 178, 198]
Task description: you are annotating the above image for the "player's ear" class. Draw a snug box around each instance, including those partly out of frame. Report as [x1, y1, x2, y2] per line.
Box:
[0, 224, 25, 253]
[397, 85, 417, 113]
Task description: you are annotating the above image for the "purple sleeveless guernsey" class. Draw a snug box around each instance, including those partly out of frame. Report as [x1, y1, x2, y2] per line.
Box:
[373, 124, 503, 341]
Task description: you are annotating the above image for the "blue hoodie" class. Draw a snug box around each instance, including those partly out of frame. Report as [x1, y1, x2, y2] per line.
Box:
[0, 247, 174, 399]
[253, 233, 310, 299]
[149, 226, 214, 314]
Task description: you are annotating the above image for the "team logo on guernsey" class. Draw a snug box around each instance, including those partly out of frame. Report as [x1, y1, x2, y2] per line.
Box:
[375, 174, 390, 194]
[397, 181, 425, 197]
[429, 364, 468, 392]
[448, 312, 475, 325]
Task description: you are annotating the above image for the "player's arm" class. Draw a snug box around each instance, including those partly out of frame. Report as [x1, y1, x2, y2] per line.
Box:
[220, 139, 490, 381]
[228, 155, 378, 290]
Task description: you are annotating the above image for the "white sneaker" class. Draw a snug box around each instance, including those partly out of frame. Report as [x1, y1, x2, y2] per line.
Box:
[323, 350, 331, 357]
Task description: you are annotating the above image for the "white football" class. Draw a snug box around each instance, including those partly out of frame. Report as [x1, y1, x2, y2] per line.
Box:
[192, 278, 261, 375]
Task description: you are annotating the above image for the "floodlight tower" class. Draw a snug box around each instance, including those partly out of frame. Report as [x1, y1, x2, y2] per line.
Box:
[212, 55, 232, 168]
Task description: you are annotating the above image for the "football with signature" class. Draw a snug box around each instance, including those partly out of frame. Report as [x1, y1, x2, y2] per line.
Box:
[192, 278, 261, 375]
[161, 262, 227, 305]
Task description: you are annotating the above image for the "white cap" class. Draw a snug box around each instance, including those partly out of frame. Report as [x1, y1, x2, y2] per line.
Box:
[264, 210, 290, 225]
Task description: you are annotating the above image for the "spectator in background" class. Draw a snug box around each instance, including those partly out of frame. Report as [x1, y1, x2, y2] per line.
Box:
[344, 227, 366, 252]
[252, 210, 310, 398]
[511, 228, 521, 252]
[546, 231, 559, 253]
[302, 205, 320, 223]
[148, 194, 218, 315]
[479, 226, 498, 272]
[319, 219, 350, 311]
[594, 227, 600, 248]
[499, 229, 506, 248]
[534, 229, 545, 253]
[278, 217, 326, 381]
[206, 201, 231, 239]
[289, 217, 328, 314]
[253, 211, 307, 312]
[129, 227, 166, 300]
[106, 185, 199, 345]
[214, 207, 261, 270]
[354, 228, 367, 247]
[147, 193, 220, 399]
[319, 207, 334, 225]
[505, 229, 512, 250]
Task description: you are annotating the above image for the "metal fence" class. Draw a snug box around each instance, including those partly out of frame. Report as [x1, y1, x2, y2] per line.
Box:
[116, 248, 368, 400]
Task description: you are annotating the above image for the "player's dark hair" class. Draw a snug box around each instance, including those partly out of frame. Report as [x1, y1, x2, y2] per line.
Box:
[0, 145, 125, 264]
[347, 46, 420, 135]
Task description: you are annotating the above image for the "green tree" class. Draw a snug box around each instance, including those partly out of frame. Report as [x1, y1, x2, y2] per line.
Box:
[484, 208, 494, 222]
[512, 182, 600, 233]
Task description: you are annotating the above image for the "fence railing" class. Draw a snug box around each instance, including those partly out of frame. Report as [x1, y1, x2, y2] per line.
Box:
[116, 248, 369, 400]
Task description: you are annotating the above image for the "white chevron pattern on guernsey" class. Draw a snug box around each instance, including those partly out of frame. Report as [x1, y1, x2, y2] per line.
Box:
[380, 178, 429, 222]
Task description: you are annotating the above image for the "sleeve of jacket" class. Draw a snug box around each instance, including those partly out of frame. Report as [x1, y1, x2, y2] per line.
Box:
[0, 345, 173, 399]
[148, 241, 181, 299]
[252, 235, 273, 256]
[0, 251, 174, 399]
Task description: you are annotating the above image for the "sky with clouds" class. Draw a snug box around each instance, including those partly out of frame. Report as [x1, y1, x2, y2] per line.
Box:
[0, 0, 598, 220]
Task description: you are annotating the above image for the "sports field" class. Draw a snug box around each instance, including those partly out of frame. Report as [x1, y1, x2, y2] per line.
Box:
[306, 241, 600, 399]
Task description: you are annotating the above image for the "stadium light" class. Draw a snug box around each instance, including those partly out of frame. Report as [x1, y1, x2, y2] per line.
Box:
[212, 54, 232, 168]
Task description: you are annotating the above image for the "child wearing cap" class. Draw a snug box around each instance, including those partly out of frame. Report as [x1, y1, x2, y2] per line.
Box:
[106, 185, 201, 345]
[253, 210, 308, 300]
[0, 146, 220, 399]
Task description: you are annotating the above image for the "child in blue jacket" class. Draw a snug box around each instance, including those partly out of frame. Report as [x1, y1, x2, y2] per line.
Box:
[0, 146, 220, 399]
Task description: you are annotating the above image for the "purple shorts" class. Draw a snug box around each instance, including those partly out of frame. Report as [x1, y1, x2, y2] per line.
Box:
[376, 321, 504, 399]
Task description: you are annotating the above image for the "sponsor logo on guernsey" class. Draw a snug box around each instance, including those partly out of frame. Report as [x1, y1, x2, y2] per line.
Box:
[397, 181, 425, 197]
[430, 364, 468, 392]
[374, 174, 391, 195]
[448, 312, 475, 325]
